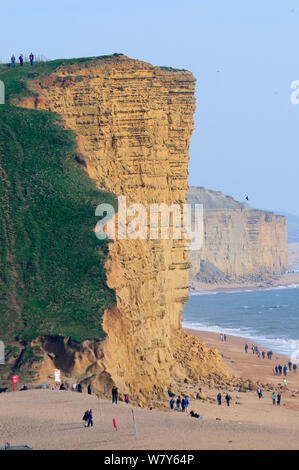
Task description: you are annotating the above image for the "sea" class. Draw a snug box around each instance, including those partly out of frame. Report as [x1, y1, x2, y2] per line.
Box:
[183, 265, 299, 360]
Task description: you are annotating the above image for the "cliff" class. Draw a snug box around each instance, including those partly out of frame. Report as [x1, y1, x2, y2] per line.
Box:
[188, 187, 288, 285]
[0, 55, 235, 402]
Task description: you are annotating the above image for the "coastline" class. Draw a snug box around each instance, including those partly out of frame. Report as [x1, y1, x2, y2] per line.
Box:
[189, 272, 299, 294]
[189, 242, 299, 294]
[184, 328, 299, 386]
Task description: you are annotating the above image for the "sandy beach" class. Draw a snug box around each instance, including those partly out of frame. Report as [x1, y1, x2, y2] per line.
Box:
[1, 329, 299, 450]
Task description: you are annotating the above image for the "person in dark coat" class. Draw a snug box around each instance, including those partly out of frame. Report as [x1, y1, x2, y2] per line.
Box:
[87, 384, 92, 395]
[77, 383, 82, 393]
[87, 409, 93, 427]
[112, 386, 118, 404]
[217, 393, 222, 405]
[225, 394, 232, 407]
[277, 393, 281, 406]
[82, 410, 89, 427]
[176, 396, 181, 411]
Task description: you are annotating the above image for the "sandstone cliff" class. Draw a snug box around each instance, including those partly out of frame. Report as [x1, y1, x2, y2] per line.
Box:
[188, 187, 288, 286]
[18, 56, 233, 402]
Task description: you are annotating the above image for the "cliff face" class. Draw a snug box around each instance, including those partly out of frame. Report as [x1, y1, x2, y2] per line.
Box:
[19, 56, 232, 401]
[188, 187, 288, 285]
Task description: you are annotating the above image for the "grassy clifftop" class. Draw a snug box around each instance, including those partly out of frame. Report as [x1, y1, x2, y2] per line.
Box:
[0, 59, 117, 351]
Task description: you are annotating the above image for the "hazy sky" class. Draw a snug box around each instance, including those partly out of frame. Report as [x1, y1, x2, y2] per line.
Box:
[2, 1, 299, 215]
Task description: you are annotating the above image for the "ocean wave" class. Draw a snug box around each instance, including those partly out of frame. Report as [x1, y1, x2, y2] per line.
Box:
[189, 284, 299, 296]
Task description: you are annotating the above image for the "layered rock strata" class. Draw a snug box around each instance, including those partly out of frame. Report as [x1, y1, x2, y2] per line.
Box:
[188, 187, 288, 285]
[20, 56, 232, 401]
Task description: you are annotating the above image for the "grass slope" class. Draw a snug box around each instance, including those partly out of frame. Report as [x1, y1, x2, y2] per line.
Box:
[0, 59, 117, 359]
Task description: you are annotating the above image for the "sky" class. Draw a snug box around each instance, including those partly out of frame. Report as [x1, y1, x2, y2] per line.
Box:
[1, 0, 299, 215]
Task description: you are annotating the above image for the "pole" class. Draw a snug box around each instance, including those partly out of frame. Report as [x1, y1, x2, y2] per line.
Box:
[131, 409, 137, 437]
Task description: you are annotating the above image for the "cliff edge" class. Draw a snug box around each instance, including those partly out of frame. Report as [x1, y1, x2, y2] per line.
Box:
[8, 55, 233, 402]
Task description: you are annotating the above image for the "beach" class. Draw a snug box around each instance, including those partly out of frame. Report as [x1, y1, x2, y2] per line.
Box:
[1, 330, 299, 450]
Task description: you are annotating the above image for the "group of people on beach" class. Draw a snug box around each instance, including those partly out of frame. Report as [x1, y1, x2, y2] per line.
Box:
[10, 53, 34, 67]
[82, 409, 93, 427]
[273, 361, 297, 376]
[168, 390, 189, 412]
[217, 392, 232, 406]
[244, 343, 273, 359]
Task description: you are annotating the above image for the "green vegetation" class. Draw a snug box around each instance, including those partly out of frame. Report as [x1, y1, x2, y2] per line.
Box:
[0, 58, 117, 354]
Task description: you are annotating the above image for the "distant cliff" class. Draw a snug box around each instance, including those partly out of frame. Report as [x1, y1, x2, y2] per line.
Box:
[188, 187, 288, 285]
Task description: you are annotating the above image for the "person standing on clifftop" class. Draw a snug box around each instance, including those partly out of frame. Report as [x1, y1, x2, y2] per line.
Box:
[29, 52, 34, 66]
[19, 54, 23, 66]
[11, 54, 16, 67]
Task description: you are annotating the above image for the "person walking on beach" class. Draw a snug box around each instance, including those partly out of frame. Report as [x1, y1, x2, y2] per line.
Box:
[277, 393, 281, 406]
[275, 366, 278, 375]
[283, 378, 287, 389]
[11, 54, 16, 67]
[112, 386, 118, 404]
[217, 393, 222, 405]
[87, 409, 93, 427]
[169, 398, 175, 410]
[293, 363, 297, 373]
[19, 54, 23, 66]
[224, 335, 227, 342]
[184, 396, 189, 411]
[288, 361, 292, 372]
[245, 344, 248, 353]
[272, 392, 276, 405]
[87, 384, 92, 395]
[77, 383, 82, 393]
[262, 351, 265, 359]
[225, 394, 232, 407]
[176, 396, 181, 411]
[283, 365, 288, 377]
[29, 52, 34, 66]
[278, 365, 282, 375]
[82, 410, 89, 427]
[181, 397, 186, 412]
